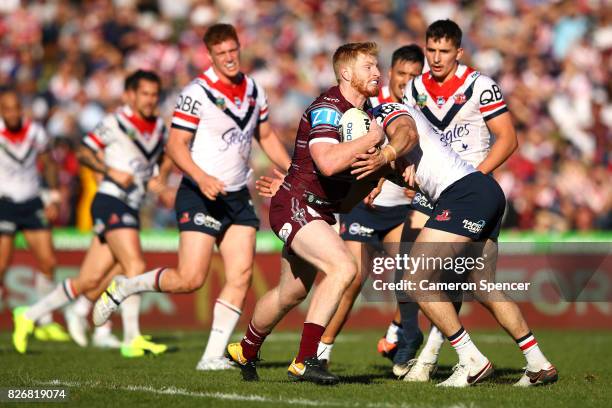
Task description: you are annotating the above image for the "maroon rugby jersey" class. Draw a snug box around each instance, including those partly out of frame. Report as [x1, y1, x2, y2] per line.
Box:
[282, 86, 368, 212]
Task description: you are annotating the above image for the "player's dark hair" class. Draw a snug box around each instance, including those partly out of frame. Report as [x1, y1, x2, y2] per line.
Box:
[124, 70, 161, 91]
[0, 86, 18, 98]
[426, 19, 462, 48]
[391, 45, 425, 67]
[203, 23, 240, 50]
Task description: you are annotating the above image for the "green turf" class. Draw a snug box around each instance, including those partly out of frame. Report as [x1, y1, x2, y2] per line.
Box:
[0, 330, 610, 407]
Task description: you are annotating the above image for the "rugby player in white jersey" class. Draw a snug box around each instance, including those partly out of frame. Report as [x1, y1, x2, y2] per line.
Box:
[367, 102, 557, 387]
[92, 24, 291, 371]
[395, 19, 520, 381]
[0, 89, 70, 343]
[314, 45, 426, 368]
[12, 70, 170, 357]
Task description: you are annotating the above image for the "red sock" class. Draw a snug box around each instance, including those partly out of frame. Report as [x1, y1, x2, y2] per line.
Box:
[296, 322, 325, 364]
[240, 321, 268, 361]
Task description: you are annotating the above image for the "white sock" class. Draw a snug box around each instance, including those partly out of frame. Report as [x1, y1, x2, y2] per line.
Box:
[448, 327, 487, 366]
[72, 296, 93, 317]
[516, 332, 550, 371]
[385, 321, 401, 344]
[34, 273, 56, 325]
[94, 321, 113, 337]
[419, 325, 445, 364]
[119, 268, 166, 298]
[121, 294, 141, 344]
[317, 341, 334, 361]
[201, 299, 241, 360]
[25, 279, 77, 322]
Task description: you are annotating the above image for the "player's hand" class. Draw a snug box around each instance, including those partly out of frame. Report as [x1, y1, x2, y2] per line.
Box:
[403, 188, 416, 201]
[44, 202, 59, 222]
[196, 173, 226, 201]
[403, 163, 417, 188]
[255, 168, 285, 198]
[158, 188, 176, 209]
[363, 179, 384, 208]
[106, 168, 134, 189]
[147, 176, 165, 194]
[351, 147, 386, 180]
[365, 118, 385, 145]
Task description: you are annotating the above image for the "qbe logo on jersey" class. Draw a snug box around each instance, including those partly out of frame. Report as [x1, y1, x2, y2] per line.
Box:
[462, 219, 485, 234]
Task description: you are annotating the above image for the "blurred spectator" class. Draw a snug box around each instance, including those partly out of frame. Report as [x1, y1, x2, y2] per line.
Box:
[0, 0, 608, 232]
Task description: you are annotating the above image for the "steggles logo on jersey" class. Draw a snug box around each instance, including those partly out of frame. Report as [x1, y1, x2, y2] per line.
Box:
[416, 94, 427, 107]
[440, 123, 471, 148]
[220, 128, 253, 157]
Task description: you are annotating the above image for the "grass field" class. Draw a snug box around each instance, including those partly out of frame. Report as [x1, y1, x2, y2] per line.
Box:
[0, 329, 610, 407]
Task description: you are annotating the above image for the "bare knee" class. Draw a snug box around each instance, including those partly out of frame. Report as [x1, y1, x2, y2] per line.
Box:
[324, 258, 357, 289]
[176, 266, 206, 292]
[122, 258, 146, 277]
[38, 253, 57, 275]
[278, 289, 306, 312]
[224, 268, 253, 294]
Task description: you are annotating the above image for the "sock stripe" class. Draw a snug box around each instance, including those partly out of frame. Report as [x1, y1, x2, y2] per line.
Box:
[448, 327, 466, 343]
[516, 331, 533, 344]
[62, 280, 76, 300]
[155, 267, 167, 292]
[450, 331, 467, 346]
[519, 338, 537, 351]
[216, 299, 242, 315]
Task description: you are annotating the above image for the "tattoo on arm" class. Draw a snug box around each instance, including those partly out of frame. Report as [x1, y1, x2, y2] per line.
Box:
[77, 146, 107, 175]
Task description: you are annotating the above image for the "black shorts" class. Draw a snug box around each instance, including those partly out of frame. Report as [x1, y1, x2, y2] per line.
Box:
[339, 201, 410, 247]
[425, 172, 505, 240]
[0, 197, 49, 235]
[175, 178, 259, 238]
[91, 193, 140, 242]
[410, 189, 434, 216]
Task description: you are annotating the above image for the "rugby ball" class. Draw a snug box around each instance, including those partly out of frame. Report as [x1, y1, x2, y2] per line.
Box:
[339, 108, 370, 142]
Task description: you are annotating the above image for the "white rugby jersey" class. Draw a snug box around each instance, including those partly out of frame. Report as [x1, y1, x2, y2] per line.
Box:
[0, 119, 48, 202]
[82, 105, 167, 209]
[375, 103, 476, 203]
[368, 85, 411, 207]
[171, 67, 269, 192]
[403, 64, 508, 167]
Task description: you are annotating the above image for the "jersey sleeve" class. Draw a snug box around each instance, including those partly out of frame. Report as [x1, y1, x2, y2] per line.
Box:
[476, 75, 508, 121]
[307, 104, 342, 147]
[255, 82, 269, 123]
[171, 82, 204, 133]
[372, 103, 411, 132]
[82, 116, 114, 152]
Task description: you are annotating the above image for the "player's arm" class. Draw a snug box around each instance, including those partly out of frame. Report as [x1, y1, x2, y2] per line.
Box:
[77, 143, 133, 188]
[38, 149, 61, 221]
[476, 112, 517, 174]
[310, 120, 384, 177]
[255, 121, 291, 171]
[165, 127, 225, 200]
[352, 104, 419, 180]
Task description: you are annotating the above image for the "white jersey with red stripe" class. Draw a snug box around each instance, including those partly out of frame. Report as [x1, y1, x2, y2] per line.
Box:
[367, 85, 411, 207]
[403, 64, 508, 167]
[171, 67, 269, 192]
[82, 105, 167, 209]
[0, 119, 48, 202]
[374, 103, 476, 203]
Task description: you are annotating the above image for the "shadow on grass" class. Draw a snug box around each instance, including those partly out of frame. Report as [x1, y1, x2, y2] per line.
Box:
[432, 364, 525, 385]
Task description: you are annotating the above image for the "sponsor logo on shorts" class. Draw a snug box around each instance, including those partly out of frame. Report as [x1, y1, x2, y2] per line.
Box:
[194, 212, 222, 231]
[462, 219, 485, 234]
[412, 192, 434, 210]
[339, 223, 347, 235]
[349, 222, 374, 237]
[122, 214, 138, 226]
[279, 222, 292, 242]
[290, 198, 307, 226]
[94, 219, 105, 234]
[35, 209, 48, 226]
[435, 209, 451, 221]
[0, 220, 16, 233]
[179, 212, 190, 224]
[109, 213, 120, 225]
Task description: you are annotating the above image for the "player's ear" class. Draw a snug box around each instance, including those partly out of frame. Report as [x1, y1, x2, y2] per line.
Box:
[456, 47, 464, 61]
[340, 65, 352, 83]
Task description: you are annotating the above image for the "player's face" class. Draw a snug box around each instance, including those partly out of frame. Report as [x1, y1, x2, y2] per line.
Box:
[209, 39, 241, 81]
[350, 53, 380, 98]
[0, 93, 23, 130]
[130, 80, 160, 120]
[425, 37, 463, 82]
[388, 60, 423, 102]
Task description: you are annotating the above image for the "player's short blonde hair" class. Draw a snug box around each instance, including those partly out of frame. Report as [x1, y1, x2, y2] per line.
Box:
[332, 42, 379, 83]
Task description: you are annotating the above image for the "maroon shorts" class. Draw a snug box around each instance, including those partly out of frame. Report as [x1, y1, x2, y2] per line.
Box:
[269, 188, 336, 247]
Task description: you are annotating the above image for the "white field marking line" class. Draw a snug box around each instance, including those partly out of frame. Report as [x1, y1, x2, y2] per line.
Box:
[35, 379, 471, 408]
[230, 332, 366, 343]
